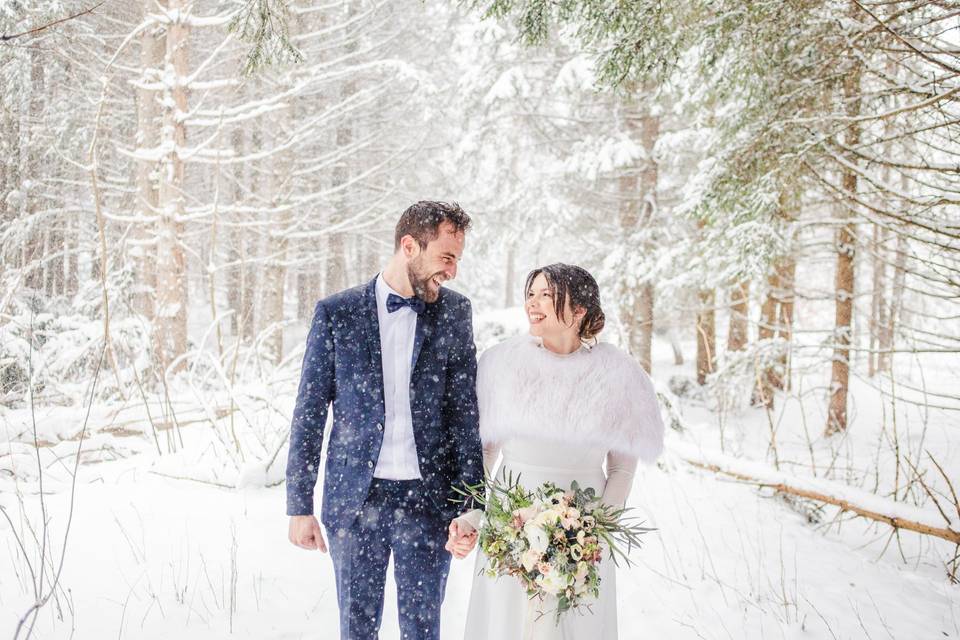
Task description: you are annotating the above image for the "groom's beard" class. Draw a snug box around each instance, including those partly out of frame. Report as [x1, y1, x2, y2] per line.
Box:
[407, 257, 443, 303]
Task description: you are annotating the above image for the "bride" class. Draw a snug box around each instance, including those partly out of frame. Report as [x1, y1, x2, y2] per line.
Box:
[447, 263, 665, 640]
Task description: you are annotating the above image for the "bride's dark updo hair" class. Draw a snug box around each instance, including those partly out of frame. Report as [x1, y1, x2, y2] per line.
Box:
[525, 263, 605, 342]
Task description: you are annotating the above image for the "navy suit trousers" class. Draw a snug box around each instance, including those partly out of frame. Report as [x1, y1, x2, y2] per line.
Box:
[328, 479, 451, 640]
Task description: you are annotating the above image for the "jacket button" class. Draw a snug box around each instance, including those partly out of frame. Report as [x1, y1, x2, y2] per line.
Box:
[376, 423, 383, 431]
[367, 460, 374, 468]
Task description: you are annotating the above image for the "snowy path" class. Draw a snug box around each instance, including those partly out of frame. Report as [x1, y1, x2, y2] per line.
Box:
[3, 443, 957, 639]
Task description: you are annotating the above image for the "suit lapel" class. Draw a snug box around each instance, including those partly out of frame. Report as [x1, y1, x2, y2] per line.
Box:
[360, 277, 386, 409]
[411, 296, 438, 374]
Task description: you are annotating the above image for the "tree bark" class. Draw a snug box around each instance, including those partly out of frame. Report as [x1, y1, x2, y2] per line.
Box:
[617, 95, 658, 374]
[153, 0, 190, 372]
[826, 51, 862, 436]
[868, 223, 889, 376]
[879, 232, 908, 374]
[696, 287, 716, 385]
[134, 17, 163, 318]
[23, 46, 45, 290]
[752, 266, 780, 407]
[773, 254, 795, 390]
[726, 280, 750, 352]
[504, 241, 516, 308]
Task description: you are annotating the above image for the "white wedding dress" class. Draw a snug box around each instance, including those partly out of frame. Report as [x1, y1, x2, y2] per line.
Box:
[457, 335, 665, 640]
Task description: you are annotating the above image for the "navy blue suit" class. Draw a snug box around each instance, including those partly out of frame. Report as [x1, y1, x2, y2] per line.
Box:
[286, 276, 483, 639]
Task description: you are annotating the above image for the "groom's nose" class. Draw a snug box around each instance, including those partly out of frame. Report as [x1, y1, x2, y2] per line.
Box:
[445, 262, 458, 280]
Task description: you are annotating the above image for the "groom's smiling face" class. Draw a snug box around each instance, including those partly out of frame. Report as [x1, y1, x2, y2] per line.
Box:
[404, 221, 465, 303]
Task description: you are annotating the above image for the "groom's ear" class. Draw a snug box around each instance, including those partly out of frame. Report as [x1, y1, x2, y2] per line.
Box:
[398, 234, 421, 259]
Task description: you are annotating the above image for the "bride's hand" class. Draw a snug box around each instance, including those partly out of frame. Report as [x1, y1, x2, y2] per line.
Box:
[445, 520, 478, 559]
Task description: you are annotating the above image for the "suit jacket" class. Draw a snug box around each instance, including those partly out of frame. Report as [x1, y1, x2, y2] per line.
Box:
[285, 276, 484, 531]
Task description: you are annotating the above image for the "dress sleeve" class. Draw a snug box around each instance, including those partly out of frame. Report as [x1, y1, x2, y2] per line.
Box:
[452, 441, 504, 533]
[601, 450, 639, 507]
[482, 441, 502, 478]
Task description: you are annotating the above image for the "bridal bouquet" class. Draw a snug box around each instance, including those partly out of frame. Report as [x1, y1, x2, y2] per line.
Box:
[454, 476, 654, 622]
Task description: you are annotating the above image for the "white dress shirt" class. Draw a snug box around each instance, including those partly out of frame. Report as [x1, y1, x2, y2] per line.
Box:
[373, 273, 422, 480]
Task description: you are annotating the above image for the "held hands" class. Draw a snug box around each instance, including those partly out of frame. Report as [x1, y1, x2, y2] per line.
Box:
[289, 515, 328, 553]
[445, 519, 478, 559]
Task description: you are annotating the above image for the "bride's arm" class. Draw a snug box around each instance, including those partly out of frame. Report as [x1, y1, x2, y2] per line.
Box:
[481, 441, 502, 478]
[601, 450, 639, 507]
[453, 441, 502, 533]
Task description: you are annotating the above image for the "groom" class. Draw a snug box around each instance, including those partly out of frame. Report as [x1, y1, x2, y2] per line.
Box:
[286, 201, 483, 640]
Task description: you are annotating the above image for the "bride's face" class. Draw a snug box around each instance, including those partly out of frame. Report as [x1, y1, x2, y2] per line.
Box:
[525, 273, 579, 340]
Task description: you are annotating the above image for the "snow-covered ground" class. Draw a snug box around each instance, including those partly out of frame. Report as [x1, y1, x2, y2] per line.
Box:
[3, 429, 957, 639]
[2, 311, 958, 639]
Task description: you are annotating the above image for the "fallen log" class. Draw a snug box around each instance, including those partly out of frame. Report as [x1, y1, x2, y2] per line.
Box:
[671, 441, 960, 546]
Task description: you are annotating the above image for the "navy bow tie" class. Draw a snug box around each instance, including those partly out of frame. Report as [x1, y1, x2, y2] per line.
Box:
[386, 293, 425, 315]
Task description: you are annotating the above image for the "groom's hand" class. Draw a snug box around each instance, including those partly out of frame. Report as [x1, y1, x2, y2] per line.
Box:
[445, 519, 478, 559]
[289, 515, 327, 553]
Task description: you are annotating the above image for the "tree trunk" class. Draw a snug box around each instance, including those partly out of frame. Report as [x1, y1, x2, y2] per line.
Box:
[239, 126, 261, 342]
[261, 46, 299, 364]
[154, 0, 190, 372]
[134, 18, 164, 318]
[696, 287, 716, 385]
[752, 266, 780, 407]
[505, 241, 516, 308]
[617, 95, 658, 374]
[727, 280, 750, 352]
[826, 52, 862, 436]
[879, 232, 907, 374]
[65, 204, 79, 295]
[773, 254, 795, 390]
[868, 224, 889, 377]
[227, 127, 243, 335]
[23, 47, 45, 290]
[326, 1, 357, 296]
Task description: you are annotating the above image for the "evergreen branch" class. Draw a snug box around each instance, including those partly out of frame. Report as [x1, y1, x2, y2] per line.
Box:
[228, 0, 305, 76]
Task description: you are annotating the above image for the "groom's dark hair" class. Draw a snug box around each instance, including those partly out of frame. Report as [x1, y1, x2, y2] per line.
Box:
[394, 201, 472, 250]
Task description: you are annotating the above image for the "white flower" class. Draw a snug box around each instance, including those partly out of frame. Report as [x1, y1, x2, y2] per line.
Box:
[560, 507, 580, 529]
[521, 548, 542, 572]
[573, 562, 591, 594]
[524, 522, 549, 553]
[534, 507, 562, 527]
[536, 570, 568, 596]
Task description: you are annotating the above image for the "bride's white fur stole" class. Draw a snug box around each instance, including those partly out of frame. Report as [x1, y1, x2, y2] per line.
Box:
[477, 335, 665, 462]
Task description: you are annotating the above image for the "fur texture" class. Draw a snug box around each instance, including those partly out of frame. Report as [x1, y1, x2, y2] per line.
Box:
[477, 335, 665, 462]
